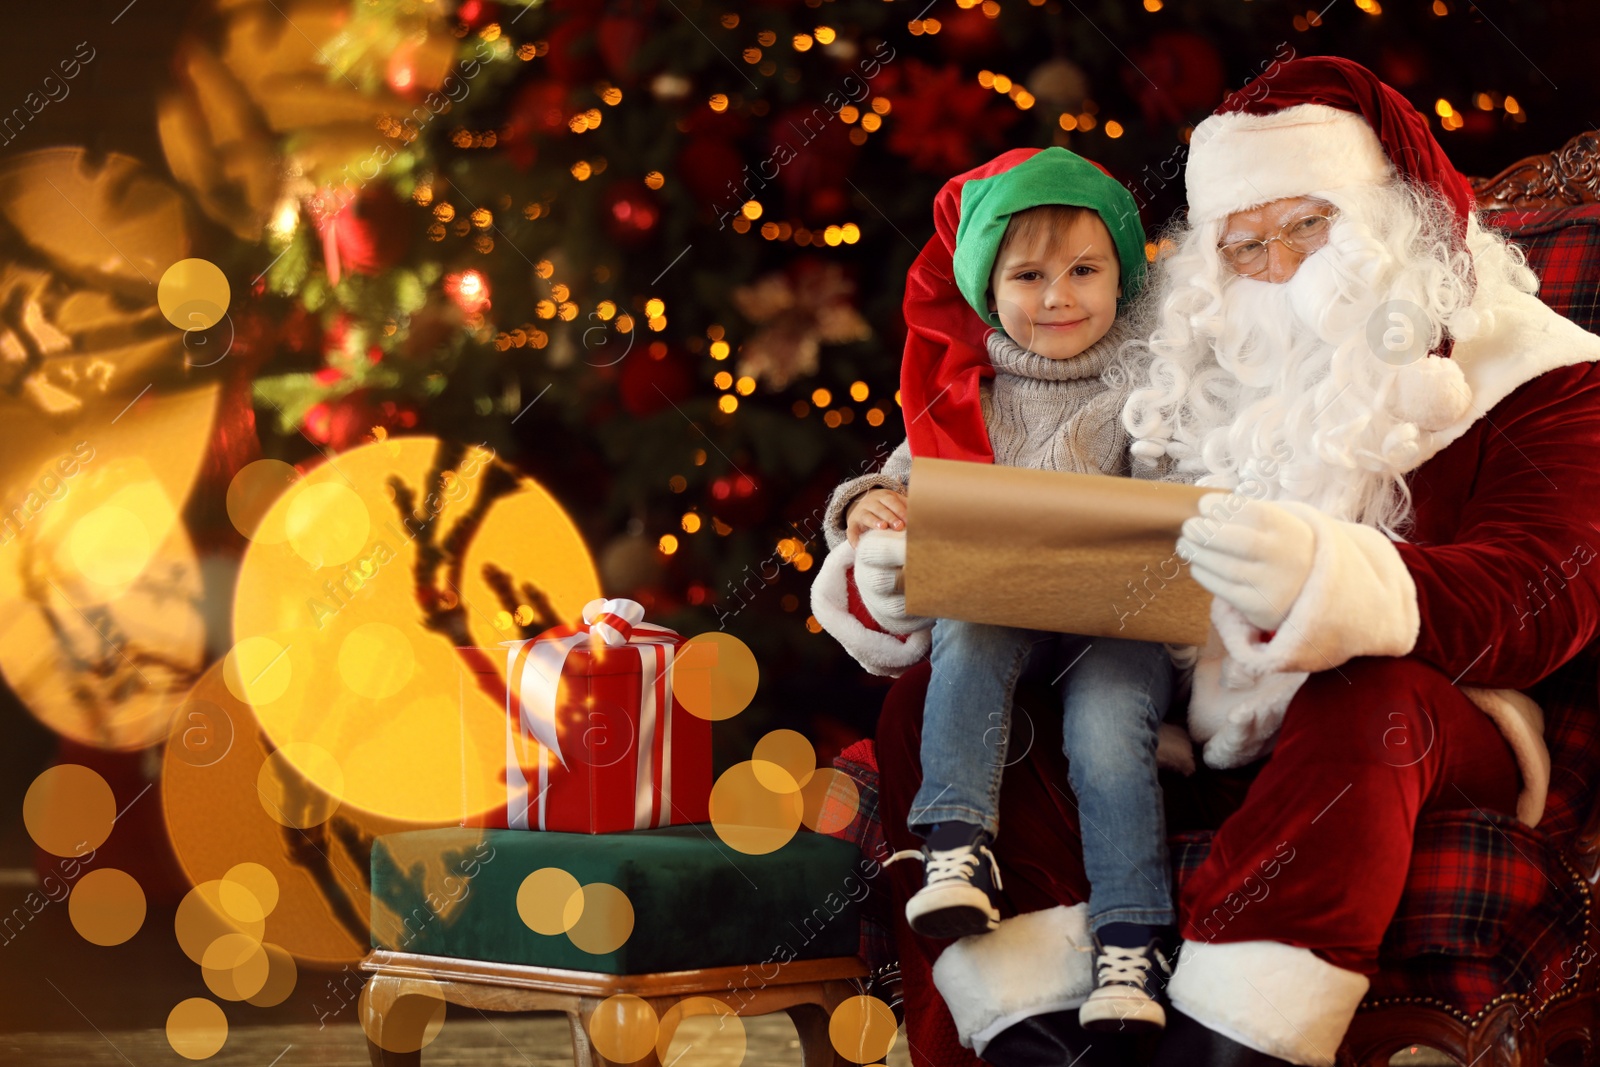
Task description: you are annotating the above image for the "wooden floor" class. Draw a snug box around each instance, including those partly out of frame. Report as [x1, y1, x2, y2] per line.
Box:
[0, 1013, 917, 1066]
[0, 888, 915, 1066]
[0, 890, 1461, 1065]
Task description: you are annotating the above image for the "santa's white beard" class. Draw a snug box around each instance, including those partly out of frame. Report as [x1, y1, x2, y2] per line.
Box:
[1190, 244, 1418, 526]
[1125, 183, 1509, 533]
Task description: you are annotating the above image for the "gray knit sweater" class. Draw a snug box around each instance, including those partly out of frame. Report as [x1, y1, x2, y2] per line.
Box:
[823, 320, 1177, 552]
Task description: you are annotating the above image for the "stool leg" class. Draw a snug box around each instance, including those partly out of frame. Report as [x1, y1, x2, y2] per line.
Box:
[785, 1003, 850, 1067]
[360, 974, 433, 1067]
[574, 996, 664, 1067]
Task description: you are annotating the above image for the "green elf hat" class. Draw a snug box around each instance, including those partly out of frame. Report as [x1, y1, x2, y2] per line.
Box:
[951, 146, 1148, 328]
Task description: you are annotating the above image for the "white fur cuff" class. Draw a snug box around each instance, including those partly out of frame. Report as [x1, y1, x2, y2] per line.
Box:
[1458, 685, 1550, 827]
[1168, 939, 1369, 1066]
[810, 542, 931, 677]
[1184, 619, 1308, 769]
[931, 904, 1095, 1055]
[1214, 503, 1420, 676]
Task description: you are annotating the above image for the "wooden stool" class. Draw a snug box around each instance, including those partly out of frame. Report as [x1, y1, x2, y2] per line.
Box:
[361, 948, 872, 1067]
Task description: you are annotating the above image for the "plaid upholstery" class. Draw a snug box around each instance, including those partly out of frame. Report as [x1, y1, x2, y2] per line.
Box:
[820, 739, 897, 975]
[1173, 810, 1591, 1018]
[1484, 203, 1600, 335]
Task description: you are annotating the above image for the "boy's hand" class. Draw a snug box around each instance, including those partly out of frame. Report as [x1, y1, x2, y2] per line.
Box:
[846, 488, 908, 548]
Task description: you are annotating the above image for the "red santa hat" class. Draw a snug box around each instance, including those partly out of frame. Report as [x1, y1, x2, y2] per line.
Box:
[1185, 56, 1474, 233]
[1185, 56, 1478, 431]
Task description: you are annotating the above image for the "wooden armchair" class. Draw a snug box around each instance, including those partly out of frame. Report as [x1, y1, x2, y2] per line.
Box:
[1328, 130, 1600, 1067]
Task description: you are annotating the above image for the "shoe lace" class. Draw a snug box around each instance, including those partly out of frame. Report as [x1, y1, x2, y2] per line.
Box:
[885, 843, 1004, 892]
[1096, 944, 1168, 988]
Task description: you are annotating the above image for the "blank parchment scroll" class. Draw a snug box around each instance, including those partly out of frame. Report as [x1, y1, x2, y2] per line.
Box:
[903, 456, 1215, 646]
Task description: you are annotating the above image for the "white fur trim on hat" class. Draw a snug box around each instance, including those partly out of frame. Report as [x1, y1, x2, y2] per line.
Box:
[1168, 939, 1369, 1066]
[1186, 104, 1394, 223]
[810, 541, 931, 677]
[931, 903, 1095, 1054]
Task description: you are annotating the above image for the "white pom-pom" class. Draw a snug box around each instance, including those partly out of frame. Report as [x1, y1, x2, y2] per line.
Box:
[1392, 354, 1472, 431]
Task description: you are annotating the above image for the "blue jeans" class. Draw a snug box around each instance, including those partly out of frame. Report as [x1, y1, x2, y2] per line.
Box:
[910, 619, 1176, 931]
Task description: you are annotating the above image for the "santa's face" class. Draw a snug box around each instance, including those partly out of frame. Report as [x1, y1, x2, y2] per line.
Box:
[987, 211, 1122, 361]
[1217, 196, 1338, 284]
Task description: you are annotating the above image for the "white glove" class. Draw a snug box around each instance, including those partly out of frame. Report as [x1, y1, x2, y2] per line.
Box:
[853, 529, 933, 635]
[1176, 494, 1315, 631]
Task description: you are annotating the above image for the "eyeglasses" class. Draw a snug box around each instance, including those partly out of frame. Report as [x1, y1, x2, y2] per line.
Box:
[1216, 208, 1340, 277]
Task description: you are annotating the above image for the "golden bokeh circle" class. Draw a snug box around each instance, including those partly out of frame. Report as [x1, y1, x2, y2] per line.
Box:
[67, 868, 146, 946]
[801, 768, 861, 835]
[0, 426, 210, 752]
[337, 622, 415, 700]
[175, 880, 265, 965]
[23, 764, 116, 857]
[359, 979, 447, 1054]
[201, 932, 270, 1001]
[158, 258, 230, 331]
[256, 743, 344, 828]
[709, 760, 803, 856]
[285, 482, 370, 568]
[657, 996, 747, 1064]
[222, 636, 292, 707]
[225, 460, 300, 544]
[753, 729, 816, 791]
[220, 862, 279, 921]
[671, 632, 759, 721]
[68, 504, 153, 586]
[161, 658, 423, 967]
[829, 995, 899, 1064]
[516, 867, 583, 936]
[588, 994, 659, 1063]
[245, 943, 298, 1007]
[566, 883, 635, 955]
[231, 437, 601, 824]
[166, 997, 228, 1060]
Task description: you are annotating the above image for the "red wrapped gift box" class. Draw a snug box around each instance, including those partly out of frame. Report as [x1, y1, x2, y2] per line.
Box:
[460, 598, 712, 833]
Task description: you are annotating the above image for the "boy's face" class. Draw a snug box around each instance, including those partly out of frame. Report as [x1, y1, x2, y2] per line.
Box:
[988, 212, 1122, 361]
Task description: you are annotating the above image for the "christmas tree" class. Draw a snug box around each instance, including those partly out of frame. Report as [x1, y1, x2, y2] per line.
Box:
[155, 0, 1578, 753]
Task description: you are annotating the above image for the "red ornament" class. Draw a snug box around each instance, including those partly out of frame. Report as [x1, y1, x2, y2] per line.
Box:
[597, 12, 649, 82]
[602, 180, 661, 245]
[708, 471, 767, 525]
[304, 392, 418, 452]
[543, 6, 601, 83]
[444, 269, 491, 315]
[618, 342, 691, 417]
[456, 0, 498, 27]
[882, 61, 1019, 174]
[676, 135, 747, 206]
[937, 6, 1002, 58]
[311, 186, 413, 285]
[501, 80, 573, 170]
[771, 104, 860, 225]
[1127, 32, 1225, 128]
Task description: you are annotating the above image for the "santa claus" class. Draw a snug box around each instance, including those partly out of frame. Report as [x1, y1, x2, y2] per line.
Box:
[812, 57, 1600, 1066]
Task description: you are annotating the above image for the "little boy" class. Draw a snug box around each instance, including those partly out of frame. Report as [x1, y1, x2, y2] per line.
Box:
[826, 148, 1182, 1032]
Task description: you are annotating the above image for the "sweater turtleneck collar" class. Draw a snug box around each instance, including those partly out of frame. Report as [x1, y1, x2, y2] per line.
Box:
[985, 317, 1132, 383]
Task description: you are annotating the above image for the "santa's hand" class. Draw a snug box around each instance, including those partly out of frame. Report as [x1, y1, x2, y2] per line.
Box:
[854, 529, 933, 634]
[1176, 495, 1315, 631]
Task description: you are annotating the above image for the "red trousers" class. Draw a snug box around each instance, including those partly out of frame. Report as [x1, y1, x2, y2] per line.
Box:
[875, 655, 1520, 1067]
